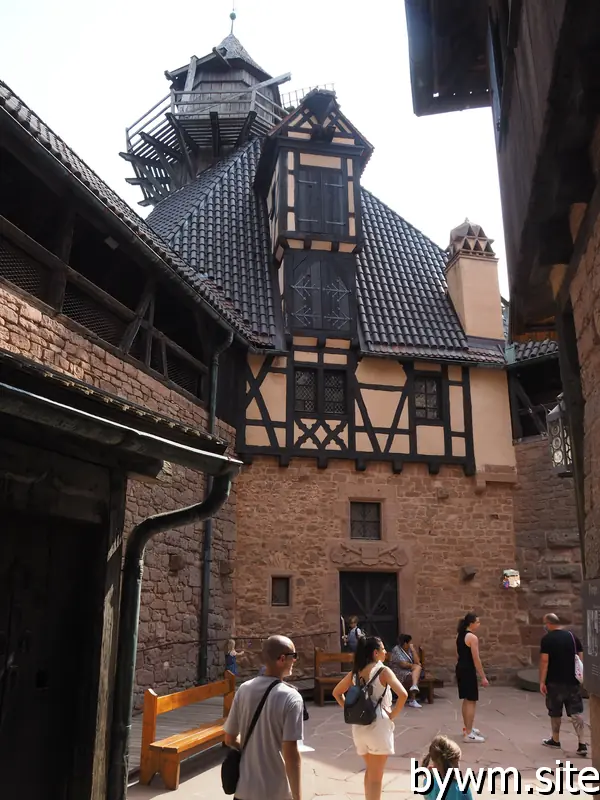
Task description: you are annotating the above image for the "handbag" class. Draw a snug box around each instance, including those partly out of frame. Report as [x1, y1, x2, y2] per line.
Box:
[221, 679, 279, 795]
[569, 631, 584, 684]
[344, 666, 385, 726]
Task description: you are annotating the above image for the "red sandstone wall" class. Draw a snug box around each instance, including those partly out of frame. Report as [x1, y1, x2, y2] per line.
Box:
[0, 285, 236, 703]
[513, 438, 582, 665]
[235, 457, 521, 684]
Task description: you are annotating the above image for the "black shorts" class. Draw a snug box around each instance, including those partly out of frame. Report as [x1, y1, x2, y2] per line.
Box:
[546, 683, 584, 717]
[456, 667, 478, 702]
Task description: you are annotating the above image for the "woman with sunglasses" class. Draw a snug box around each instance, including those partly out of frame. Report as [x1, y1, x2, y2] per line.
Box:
[333, 636, 407, 800]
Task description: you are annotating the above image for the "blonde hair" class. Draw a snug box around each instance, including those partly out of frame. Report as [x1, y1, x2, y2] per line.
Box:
[225, 638, 235, 653]
[349, 616, 359, 627]
[424, 735, 461, 777]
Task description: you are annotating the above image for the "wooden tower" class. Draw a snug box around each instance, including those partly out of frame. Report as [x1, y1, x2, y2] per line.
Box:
[122, 34, 291, 206]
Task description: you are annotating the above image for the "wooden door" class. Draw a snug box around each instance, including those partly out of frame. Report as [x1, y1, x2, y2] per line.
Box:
[0, 512, 100, 799]
[340, 571, 399, 650]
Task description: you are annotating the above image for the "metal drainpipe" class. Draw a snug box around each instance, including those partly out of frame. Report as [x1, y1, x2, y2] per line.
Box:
[107, 469, 238, 800]
[198, 329, 234, 683]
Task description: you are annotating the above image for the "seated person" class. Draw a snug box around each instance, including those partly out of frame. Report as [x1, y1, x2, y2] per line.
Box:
[390, 633, 423, 708]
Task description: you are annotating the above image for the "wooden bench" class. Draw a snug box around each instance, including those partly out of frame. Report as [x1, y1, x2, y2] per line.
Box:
[313, 647, 444, 706]
[314, 649, 354, 706]
[139, 671, 236, 790]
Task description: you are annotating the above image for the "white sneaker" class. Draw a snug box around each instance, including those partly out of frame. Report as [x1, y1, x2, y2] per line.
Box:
[463, 727, 482, 736]
[463, 731, 485, 743]
[409, 684, 420, 692]
[408, 699, 422, 708]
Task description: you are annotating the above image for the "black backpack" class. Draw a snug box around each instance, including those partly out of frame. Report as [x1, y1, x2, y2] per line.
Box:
[344, 666, 385, 726]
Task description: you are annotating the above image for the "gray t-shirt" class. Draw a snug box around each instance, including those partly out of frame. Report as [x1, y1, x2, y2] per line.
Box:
[224, 676, 304, 800]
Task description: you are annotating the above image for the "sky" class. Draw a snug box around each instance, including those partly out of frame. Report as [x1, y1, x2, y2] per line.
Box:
[0, 0, 508, 295]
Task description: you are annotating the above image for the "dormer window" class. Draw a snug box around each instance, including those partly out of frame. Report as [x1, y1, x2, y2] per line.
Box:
[296, 166, 348, 236]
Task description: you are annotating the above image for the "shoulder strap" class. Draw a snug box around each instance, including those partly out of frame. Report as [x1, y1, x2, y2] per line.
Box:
[242, 680, 279, 752]
[568, 630, 579, 654]
[366, 665, 385, 688]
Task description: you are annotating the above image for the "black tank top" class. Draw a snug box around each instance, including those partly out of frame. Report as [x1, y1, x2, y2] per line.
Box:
[456, 630, 475, 672]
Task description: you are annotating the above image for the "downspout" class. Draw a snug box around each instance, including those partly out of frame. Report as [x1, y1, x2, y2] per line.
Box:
[107, 469, 238, 800]
[198, 329, 234, 683]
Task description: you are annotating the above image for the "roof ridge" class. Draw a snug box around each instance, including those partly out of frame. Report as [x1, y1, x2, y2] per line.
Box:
[360, 186, 448, 260]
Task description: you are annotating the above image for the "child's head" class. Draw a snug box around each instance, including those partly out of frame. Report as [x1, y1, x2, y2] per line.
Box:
[426, 735, 461, 776]
[349, 615, 359, 628]
[225, 638, 235, 653]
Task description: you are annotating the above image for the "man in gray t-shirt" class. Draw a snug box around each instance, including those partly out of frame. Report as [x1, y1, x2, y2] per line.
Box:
[224, 635, 304, 800]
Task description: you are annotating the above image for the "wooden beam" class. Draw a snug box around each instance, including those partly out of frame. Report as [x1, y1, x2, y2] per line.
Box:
[139, 132, 184, 163]
[144, 296, 155, 367]
[210, 112, 221, 158]
[126, 176, 170, 187]
[183, 56, 197, 93]
[141, 322, 208, 374]
[166, 114, 196, 181]
[235, 111, 257, 147]
[48, 203, 75, 310]
[120, 280, 155, 353]
[212, 47, 230, 68]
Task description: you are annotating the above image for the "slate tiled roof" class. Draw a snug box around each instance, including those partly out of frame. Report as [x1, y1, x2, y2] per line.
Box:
[149, 140, 505, 364]
[149, 140, 278, 345]
[514, 339, 559, 362]
[0, 80, 271, 345]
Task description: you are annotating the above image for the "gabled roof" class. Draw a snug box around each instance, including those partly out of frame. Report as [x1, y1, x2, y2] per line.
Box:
[149, 137, 505, 365]
[170, 34, 270, 83]
[0, 80, 267, 345]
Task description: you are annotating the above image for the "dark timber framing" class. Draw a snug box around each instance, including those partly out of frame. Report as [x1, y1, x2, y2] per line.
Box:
[238, 344, 475, 473]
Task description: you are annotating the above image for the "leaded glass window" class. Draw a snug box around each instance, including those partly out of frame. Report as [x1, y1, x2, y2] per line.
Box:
[324, 371, 346, 414]
[350, 502, 381, 540]
[415, 376, 441, 420]
[294, 369, 317, 413]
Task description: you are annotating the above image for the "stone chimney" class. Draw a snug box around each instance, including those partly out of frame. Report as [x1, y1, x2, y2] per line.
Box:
[446, 220, 504, 340]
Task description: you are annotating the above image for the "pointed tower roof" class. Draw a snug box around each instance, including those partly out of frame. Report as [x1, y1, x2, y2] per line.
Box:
[213, 33, 269, 76]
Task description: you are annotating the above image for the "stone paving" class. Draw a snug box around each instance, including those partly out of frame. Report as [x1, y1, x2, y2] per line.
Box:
[127, 686, 593, 798]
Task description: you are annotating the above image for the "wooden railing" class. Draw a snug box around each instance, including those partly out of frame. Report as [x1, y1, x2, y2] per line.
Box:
[126, 85, 288, 152]
[0, 215, 207, 400]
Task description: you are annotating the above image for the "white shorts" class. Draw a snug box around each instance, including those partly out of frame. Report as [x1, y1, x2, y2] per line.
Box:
[352, 713, 395, 756]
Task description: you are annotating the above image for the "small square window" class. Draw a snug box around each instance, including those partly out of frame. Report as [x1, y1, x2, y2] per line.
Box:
[350, 502, 381, 540]
[415, 376, 442, 420]
[271, 577, 291, 606]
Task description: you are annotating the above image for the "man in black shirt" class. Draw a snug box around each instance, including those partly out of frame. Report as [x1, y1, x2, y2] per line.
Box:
[539, 613, 587, 756]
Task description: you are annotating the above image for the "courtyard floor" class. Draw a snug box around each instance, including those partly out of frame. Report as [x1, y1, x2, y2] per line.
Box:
[127, 686, 593, 798]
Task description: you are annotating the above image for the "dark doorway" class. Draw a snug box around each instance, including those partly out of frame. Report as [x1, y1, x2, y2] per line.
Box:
[0, 511, 102, 799]
[340, 572, 399, 649]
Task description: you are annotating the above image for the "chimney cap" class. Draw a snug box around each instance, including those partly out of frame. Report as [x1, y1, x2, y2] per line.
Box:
[448, 218, 496, 260]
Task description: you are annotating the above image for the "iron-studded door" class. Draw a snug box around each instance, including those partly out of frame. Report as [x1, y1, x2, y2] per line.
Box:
[340, 572, 399, 650]
[0, 512, 100, 799]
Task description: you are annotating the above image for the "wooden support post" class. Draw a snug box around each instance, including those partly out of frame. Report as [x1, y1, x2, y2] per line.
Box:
[166, 114, 196, 183]
[139, 689, 159, 785]
[235, 110, 257, 147]
[210, 112, 221, 158]
[120, 280, 155, 353]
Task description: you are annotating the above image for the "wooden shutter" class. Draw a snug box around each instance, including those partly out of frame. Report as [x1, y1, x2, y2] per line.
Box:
[296, 166, 321, 233]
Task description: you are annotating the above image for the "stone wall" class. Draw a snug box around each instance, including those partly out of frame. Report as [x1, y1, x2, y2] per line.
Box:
[0, 284, 236, 705]
[513, 438, 582, 665]
[234, 456, 521, 684]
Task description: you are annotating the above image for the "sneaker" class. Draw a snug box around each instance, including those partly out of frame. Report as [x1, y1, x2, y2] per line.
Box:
[408, 699, 422, 708]
[463, 731, 485, 743]
[463, 727, 482, 736]
[577, 743, 589, 757]
[542, 738, 561, 749]
[409, 684, 420, 693]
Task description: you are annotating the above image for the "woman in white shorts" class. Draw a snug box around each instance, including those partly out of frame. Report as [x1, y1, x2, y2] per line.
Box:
[333, 635, 408, 800]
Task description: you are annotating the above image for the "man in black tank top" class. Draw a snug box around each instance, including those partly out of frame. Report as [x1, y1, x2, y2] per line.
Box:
[539, 613, 587, 756]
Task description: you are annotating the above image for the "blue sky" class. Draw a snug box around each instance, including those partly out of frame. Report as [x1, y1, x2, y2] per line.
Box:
[1, 0, 507, 293]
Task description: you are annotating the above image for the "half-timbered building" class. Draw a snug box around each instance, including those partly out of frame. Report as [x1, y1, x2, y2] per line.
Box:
[0, 29, 583, 797]
[136, 35, 524, 682]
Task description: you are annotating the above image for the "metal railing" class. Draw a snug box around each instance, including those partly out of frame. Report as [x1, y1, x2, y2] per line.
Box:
[280, 83, 335, 110]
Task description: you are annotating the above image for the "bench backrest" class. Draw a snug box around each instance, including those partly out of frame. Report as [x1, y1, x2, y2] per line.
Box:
[142, 670, 236, 752]
[315, 646, 428, 674]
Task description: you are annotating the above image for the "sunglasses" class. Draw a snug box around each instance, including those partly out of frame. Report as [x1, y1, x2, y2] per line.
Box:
[282, 651, 298, 660]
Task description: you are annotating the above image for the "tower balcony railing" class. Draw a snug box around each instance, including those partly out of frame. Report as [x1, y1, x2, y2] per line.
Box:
[126, 86, 288, 152]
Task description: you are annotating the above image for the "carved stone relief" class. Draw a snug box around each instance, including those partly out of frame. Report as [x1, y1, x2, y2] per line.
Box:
[329, 542, 408, 569]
